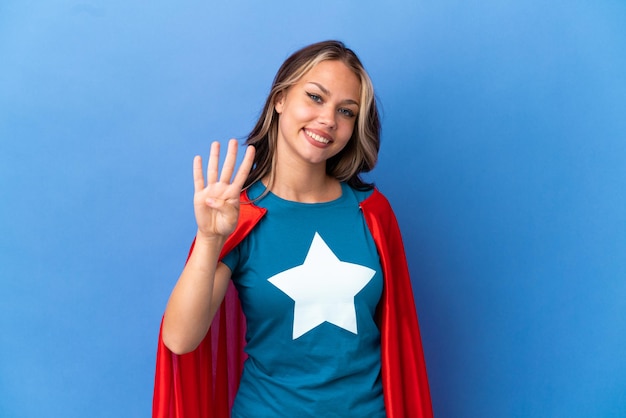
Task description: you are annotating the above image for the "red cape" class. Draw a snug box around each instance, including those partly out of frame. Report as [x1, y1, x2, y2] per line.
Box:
[153, 189, 433, 417]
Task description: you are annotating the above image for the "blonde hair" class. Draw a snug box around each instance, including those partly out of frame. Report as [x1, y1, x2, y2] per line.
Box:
[244, 40, 380, 191]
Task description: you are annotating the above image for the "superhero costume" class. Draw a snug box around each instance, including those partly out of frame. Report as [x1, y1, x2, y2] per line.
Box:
[153, 188, 433, 418]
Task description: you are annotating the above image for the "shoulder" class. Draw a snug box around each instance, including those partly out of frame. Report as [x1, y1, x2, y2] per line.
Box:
[359, 187, 393, 213]
[347, 184, 374, 202]
[359, 187, 403, 237]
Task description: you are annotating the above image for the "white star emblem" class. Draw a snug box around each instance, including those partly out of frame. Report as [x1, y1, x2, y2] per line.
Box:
[268, 232, 376, 339]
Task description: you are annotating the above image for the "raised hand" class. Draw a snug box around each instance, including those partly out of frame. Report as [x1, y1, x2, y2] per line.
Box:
[193, 139, 255, 240]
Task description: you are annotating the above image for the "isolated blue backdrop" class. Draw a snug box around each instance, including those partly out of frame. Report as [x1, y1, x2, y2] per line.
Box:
[1, 1, 625, 417]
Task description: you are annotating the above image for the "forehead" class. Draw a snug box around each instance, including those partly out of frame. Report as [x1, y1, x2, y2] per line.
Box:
[299, 60, 361, 100]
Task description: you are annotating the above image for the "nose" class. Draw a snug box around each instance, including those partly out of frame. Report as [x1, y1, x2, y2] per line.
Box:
[318, 105, 337, 129]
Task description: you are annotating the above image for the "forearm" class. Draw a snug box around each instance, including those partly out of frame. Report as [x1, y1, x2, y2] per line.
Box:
[162, 232, 226, 354]
[162, 140, 254, 354]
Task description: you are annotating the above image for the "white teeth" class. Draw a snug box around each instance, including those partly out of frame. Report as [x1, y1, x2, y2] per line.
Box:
[306, 130, 330, 144]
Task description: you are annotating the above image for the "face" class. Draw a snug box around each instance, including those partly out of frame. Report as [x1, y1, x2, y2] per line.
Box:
[274, 60, 361, 168]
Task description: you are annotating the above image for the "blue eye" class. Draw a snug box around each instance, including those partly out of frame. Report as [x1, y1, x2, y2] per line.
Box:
[339, 108, 356, 118]
[307, 92, 322, 103]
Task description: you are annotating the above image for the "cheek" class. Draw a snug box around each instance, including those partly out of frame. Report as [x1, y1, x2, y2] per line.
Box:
[338, 119, 357, 142]
[290, 101, 317, 121]
[278, 104, 314, 134]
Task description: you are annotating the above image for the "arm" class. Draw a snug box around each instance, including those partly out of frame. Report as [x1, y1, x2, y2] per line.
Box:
[162, 140, 255, 354]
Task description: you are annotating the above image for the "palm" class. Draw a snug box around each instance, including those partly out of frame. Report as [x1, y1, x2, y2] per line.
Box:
[193, 140, 255, 239]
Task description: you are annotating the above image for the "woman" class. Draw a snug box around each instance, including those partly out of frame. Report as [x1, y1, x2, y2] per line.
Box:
[153, 40, 432, 418]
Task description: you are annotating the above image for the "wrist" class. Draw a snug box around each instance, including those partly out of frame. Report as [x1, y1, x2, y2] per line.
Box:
[194, 230, 228, 248]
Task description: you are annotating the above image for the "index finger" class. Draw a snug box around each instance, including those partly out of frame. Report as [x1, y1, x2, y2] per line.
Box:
[230, 145, 256, 190]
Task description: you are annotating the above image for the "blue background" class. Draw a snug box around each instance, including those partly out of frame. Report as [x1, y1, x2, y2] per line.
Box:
[1, 1, 625, 417]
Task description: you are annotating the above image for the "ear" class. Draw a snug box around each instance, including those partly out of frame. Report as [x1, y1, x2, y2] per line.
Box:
[274, 91, 285, 114]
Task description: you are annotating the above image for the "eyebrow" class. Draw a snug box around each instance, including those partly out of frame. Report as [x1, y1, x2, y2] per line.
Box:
[307, 82, 360, 106]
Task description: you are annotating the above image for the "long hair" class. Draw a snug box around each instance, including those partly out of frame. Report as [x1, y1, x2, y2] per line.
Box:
[244, 40, 381, 191]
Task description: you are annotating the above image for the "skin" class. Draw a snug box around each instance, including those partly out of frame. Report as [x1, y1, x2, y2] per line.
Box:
[162, 60, 361, 354]
[162, 140, 255, 354]
[271, 60, 361, 202]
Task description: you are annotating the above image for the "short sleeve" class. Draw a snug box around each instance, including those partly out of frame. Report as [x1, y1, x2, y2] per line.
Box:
[220, 244, 240, 274]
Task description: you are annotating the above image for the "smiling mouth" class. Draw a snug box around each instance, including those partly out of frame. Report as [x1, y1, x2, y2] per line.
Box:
[305, 130, 331, 144]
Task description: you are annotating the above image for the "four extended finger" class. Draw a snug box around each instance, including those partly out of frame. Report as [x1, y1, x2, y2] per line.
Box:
[206, 141, 220, 184]
[193, 155, 205, 193]
[219, 139, 238, 183]
[231, 145, 256, 189]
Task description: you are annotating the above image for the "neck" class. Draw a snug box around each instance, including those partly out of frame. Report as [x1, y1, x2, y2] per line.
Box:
[264, 161, 341, 203]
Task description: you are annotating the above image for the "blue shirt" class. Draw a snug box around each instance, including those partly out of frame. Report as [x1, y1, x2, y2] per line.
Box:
[222, 181, 385, 417]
